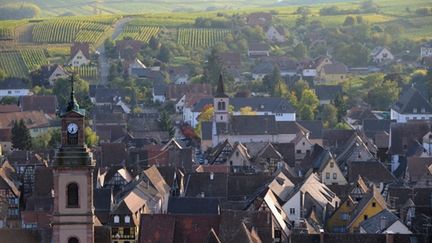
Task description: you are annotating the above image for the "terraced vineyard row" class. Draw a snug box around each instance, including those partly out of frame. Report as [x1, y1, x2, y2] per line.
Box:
[65, 66, 98, 83]
[177, 28, 230, 48]
[116, 26, 160, 43]
[0, 27, 13, 39]
[0, 49, 48, 77]
[32, 17, 115, 44]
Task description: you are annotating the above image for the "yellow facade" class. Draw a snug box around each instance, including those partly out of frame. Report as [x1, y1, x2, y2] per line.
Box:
[326, 197, 355, 233]
[348, 198, 385, 233]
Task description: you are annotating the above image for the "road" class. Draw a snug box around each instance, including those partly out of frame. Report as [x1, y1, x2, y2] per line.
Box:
[97, 17, 132, 85]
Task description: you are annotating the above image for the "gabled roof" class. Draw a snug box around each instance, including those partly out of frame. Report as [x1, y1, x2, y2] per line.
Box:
[20, 95, 58, 114]
[297, 120, 323, 139]
[0, 104, 20, 113]
[370, 46, 392, 57]
[321, 63, 348, 74]
[0, 77, 28, 89]
[248, 42, 270, 52]
[138, 214, 175, 243]
[348, 161, 396, 184]
[252, 61, 274, 74]
[217, 52, 241, 67]
[388, 121, 432, 155]
[347, 186, 387, 228]
[391, 87, 432, 114]
[193, 97, 296, 113]
[70, 42, 90, 59]
[0, 111, 54, 129]
[406, 156, 432, 182]
[0, 161, 20, 197]
[215, 74, 228, 98]
[100, 143, 127, 166]
[167, 197, 220, 215]
[360, 209, 400, 233]
[314, 85, 342, 101]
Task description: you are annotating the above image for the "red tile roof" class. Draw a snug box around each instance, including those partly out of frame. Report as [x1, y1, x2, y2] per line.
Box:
[20, 95, 58, 114]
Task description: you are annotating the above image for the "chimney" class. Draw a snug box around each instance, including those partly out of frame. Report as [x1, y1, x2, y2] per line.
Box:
[319, 229, 324, 243]
[380, 216, 387, 231]
[386, 233, 394, 243]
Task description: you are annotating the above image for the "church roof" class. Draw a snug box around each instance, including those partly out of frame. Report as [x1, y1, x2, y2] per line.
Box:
[215, 74, 228, 98]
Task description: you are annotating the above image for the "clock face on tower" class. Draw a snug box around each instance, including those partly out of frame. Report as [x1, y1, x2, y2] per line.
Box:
[67, 123, 78, 134]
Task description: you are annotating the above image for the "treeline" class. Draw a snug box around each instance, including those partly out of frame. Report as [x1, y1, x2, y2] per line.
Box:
[319, 1, 379, 16]
[194, 17, 231, 28]
[0, 3, 41, 20]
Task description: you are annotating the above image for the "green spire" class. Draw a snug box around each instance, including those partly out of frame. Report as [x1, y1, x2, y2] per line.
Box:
[66, 74, 80, 112]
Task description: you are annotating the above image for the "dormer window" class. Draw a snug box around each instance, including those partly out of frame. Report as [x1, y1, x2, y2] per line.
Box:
[125, 215, 131, 223]
[413, 108, 417, 113]
[421, 108, 426, 113]
[114, 215, 120, 223]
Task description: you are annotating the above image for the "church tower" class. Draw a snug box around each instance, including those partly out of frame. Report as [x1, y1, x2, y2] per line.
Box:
[52, 75, 95, 243]
[213, 74, 229, 123]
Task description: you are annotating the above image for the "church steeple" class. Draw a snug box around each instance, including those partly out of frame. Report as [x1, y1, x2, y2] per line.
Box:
[215, 74, 228, 98]
[61, 74, 85, 117]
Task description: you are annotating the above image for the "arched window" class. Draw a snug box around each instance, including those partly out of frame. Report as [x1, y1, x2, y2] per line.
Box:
[125, 215, 130, 223]
[67, 183, 79, 207]
[68, 237, 79, 243]
[114, 215, 120, 223]
[217, 101, 225, 111]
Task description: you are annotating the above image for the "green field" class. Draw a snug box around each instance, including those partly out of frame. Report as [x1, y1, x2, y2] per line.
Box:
[177, 28, 231, 48]
[0, 49, 48, 77]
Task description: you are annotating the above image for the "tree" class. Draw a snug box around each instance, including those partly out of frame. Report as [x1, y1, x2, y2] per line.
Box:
[321, 104, 338, 128]
[11, 119, 32, 150]
[334, 93, 347, 121]
[85, 127, 99, 147]
[0, 96, 18, 105]
[240, 106, 256, 115]
[292, 79, 309, 100]
[366, 80, 400, 110]
[159, 110, 175, 137]
[149, 36, 160, 50]
[299, 105, 314, 120]
[158, 45, 171, 63]
[273, 80, 289, 98]
[293, 43, 307, 59]
[343, 16, 356, 26]
[53, 77, 91, 110]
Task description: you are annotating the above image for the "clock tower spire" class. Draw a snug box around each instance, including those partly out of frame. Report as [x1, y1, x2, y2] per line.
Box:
[52, 74, 95, 243]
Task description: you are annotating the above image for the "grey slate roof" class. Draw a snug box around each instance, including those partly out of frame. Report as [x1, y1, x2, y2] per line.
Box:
[132, 68, 164, 82]
[0, 78, 28, 89]
[362, 119, 392, 139]
[252, 62, 274, 74]
[192, 97, 295, 113]
[153, 84, 167, 96]
[314, 85, 342, 101]
[391, 87, 432, 114]
[297, 120, 323, 139]
[322, 63, 348, 74]
[168, 197, 220, 215]
[360, 209, 399, 233]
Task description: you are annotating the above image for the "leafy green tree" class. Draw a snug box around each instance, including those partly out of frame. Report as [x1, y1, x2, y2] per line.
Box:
[53, 77, 91, 110]
[366, 80, 400, 110]
[299, 105, 314, 120]
[321, 104, 338, 128]
[0, 96, 18, 105]
[293, 43, 307, 59]
[334, 93, 347, 121]
[292, 79, 309, 100]
[149, 36, 160, 50]
[158, 45, 171, 63]
[159, 111, 175, 137]
[343, 16, 356, 26]
[85, 127, 99, 147]
[273, 80, 289, 98]
[11, 119, 32, 150]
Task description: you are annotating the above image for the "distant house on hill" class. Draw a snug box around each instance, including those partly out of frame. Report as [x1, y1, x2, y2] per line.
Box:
[248, 42, 270, 58]
[0, 78, 30, 99]
[35, 64, 69, 86]
[317, 63, 348, 83]
[370, 47, 394, 64]
[116, 39, 144, 60]
[68, 42, 90, 67]
[390, 86, 432, 123]
[265, 26, 285, 43]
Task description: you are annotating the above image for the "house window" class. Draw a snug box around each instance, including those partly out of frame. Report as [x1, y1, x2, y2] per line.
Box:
[330, 162, 334, 168]
[125, 215, 130, 223]
[67, 183, 79, 208]
[236, 151, 239, 157]
[326, 173, 330, 179]
[333, 173, 337, 179]
[302, 142, 305, 146]
[413, 108, 417, 113]
[220, 115, 223, 121]
[422, 108, 426, 113]
[217, 101, 226, 110]
[372, 202, 376, 207]
[341, 213, 349, 221]
[296, 150, 301, 154]
[124, 227, 130, 235]
[364, 215, 368, 220]
[289, 208, 295, 215]
[114, 215, 120, 223]
[68, 237, 79, 243]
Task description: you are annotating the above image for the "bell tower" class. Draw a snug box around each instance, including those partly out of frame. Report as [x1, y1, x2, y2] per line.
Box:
[213, 74, 229, 123]
[52, 75, 95, 243]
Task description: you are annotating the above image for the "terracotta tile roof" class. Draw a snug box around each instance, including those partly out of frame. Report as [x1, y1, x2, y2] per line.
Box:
[138, 214, 175, 243]
[348, 161, 396, 184]
[407, 156, 432, 182]
[70, 42, 90, 59]
[166, 83, 213, 101]
[0, 104, 20, 113]
[100, 143, 127, 167]
[0, 111, 54, 129]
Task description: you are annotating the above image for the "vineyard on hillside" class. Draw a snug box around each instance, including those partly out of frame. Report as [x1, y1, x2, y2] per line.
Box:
[65, 66, 98, 83]
[0, 27, 13, 39]
[116, 25, 160, 43]
[32, 16, 117, 44]
[0, 49, 48, 77]
[177, 28, 230, 48]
